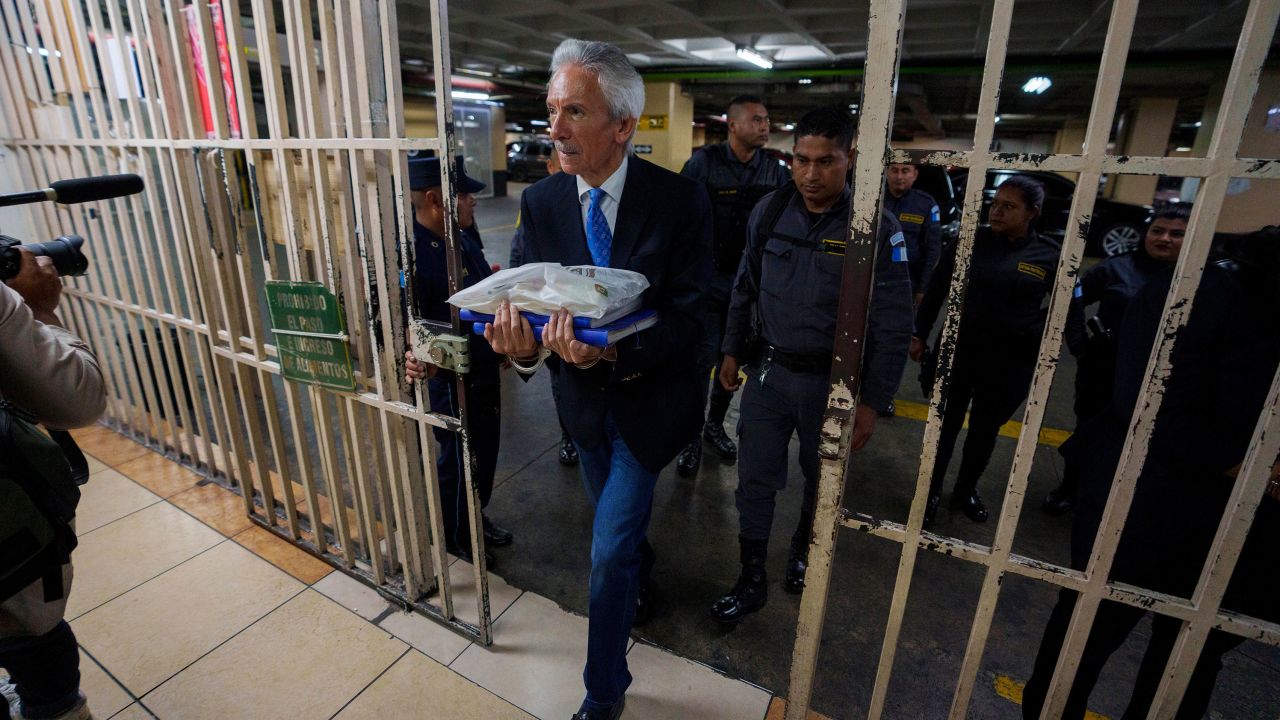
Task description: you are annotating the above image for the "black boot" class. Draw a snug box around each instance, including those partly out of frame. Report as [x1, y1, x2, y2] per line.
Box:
[702, 421, 737, 460]
[950, 491, 989, 523]
[784, 539, 807, 594]
[710, 537, 768, 624]
[924, 493, 941, 527]
[676, 440, 701, 477]
[559, 433, 579, 466]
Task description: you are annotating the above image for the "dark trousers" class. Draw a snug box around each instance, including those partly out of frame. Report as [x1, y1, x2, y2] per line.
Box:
[548, 358, 571, 438]
[429, 366, 500, 553]
[573, 415, 659, 710]
[697, 272, 734, 430]
[735, 362, 828, 551]
[0, 621, 81, 719]
[929, 350, 1034, 498]
[1060, 347, 1115, 498]
[1022, 589, 1244, 720]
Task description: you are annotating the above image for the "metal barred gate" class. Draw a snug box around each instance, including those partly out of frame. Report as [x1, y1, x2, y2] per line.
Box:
[788, 1, 1280, 719]
[0, 0, 496, 643]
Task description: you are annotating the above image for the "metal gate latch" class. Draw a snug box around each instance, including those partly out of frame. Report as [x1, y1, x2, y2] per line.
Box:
[410, 320, 471, 374]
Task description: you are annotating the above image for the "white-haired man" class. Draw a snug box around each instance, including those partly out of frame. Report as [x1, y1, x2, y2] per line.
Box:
[488, 39, 711, 720]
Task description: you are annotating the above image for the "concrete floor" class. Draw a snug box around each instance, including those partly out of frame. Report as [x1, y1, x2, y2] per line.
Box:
[468, 184, 1280, 719]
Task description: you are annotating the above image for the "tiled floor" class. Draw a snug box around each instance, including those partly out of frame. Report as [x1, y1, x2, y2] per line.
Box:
[3, 426, 780, 720]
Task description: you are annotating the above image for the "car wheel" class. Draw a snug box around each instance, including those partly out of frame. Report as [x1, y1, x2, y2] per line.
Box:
[1101, 223, 1142, 256]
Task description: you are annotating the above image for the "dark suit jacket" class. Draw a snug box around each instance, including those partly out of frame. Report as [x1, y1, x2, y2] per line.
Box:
[515, 156, 712, 472]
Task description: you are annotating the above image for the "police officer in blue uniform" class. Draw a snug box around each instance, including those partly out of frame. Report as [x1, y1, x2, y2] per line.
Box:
[910, 175, 1062, 526]
[1042, 205, 1190, 515]
[677, 95, 792, 477]
[883, 162, 942, 306]
[710, 107, 913, 623]
[403, 155, 513, 566]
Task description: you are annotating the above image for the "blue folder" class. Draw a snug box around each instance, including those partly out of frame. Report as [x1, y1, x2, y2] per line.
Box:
[469, 309, 658, 348]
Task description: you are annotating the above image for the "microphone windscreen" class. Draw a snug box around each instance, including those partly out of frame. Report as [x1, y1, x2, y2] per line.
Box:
[49, 174, 145, 204]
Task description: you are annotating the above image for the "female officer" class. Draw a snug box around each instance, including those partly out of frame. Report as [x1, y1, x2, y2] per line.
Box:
[1042, 204, 1191, 514]
[910, 175, 1062, 525]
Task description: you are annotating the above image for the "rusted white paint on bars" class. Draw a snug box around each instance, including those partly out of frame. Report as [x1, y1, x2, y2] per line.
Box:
[785, 1, 907, 718]
[949, 1, 1140, 716]
[0, 0, 494, 645]
[1040, 1, 1280, 716]
[786, 0, 1280, 718]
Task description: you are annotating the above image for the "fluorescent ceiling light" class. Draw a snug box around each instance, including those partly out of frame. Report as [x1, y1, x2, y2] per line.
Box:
[993, 115, 1002, 123]
[1175, 146, 1192, 152]
[798, 78, 812, 85]
[1194, 121, 1203, 127]
[453, 90, 490, 101]
[735, 46, 773, 70]
[782, 123, 795, 131]
[1021, 76, 1052, 94]
[404, 58, 426, 67]
[530, 119, 548, 126]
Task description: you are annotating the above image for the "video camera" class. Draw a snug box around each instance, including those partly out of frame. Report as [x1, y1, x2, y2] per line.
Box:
[0, 173, 144, 281]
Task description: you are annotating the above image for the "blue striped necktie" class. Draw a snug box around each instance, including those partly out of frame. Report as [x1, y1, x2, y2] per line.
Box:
[586, 187, 612, 267]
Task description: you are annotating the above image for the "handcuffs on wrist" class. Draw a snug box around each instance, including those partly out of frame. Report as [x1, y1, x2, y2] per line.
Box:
[508, 346, 551, 374]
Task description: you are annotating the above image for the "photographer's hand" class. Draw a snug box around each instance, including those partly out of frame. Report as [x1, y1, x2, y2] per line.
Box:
[5, 249, 62, 327]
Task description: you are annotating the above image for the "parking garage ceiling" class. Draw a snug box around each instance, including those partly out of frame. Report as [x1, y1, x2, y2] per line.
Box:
[393, 0, 1277, 139]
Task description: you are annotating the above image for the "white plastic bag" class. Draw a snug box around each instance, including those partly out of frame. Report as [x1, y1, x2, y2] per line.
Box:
[447, 262, 649, 322]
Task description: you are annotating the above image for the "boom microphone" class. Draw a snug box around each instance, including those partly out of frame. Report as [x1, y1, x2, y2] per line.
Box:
[0, 173, 145, 208]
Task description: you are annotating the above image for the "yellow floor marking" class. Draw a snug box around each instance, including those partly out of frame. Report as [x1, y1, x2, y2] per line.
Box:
[893, 399, 1071, 449]
[993, 674, 1111, 720]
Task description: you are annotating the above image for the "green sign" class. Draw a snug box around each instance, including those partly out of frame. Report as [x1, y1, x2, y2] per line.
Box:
[264, 281, 355, 392]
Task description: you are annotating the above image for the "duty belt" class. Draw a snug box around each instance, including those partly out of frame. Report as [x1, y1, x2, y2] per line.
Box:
[765, 345, 833, 375]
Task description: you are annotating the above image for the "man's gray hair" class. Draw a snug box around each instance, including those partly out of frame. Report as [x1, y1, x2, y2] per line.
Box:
[550, 39, 645, 141]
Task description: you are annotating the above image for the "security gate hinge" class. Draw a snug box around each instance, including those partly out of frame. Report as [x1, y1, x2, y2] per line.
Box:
[410, 320, 471, 374]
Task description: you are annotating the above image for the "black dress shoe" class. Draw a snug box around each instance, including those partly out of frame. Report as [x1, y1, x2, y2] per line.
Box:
[676, 441, 701, 477]
[633, 578, 661, 627]
[924, 493, 941, 526]
[571, 696, 625, 720]
[702, 421, 737, 460]
[559, 434, 579, 466]
[784, 554, 807, 594]
[482, 516, 514, 547]
[1041, 485, 1073, 515]
[950, 492, 989, 523]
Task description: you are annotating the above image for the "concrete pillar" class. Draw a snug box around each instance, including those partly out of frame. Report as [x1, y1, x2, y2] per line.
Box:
[1050, 119, 1088, 182]
[633, 81, 694, 172]
[1108, 97, 1177, 204]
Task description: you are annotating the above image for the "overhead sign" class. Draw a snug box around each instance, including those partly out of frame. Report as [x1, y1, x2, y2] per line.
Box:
[264, 281, 356, 392]
[640, 114, 667, 130]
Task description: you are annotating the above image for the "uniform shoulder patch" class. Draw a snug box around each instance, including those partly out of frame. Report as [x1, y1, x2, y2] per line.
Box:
[1018, 262, 1048, 280]
[890, 232, 908, 262]
[515, 210, 521, 229]
[898, 212, 925, 225]
[930, 205, 940, 222]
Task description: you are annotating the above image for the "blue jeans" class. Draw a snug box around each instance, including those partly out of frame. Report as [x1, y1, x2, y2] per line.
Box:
[0, 621, 81, 719]
[573, 415, 658, 710]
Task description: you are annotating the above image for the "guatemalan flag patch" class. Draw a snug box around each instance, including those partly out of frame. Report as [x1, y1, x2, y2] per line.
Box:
[890, 231, 908, 262]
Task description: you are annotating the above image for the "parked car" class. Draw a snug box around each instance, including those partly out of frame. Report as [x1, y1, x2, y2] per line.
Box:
[507, 138, 555, 182]
[949, 169, 1153, 256]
